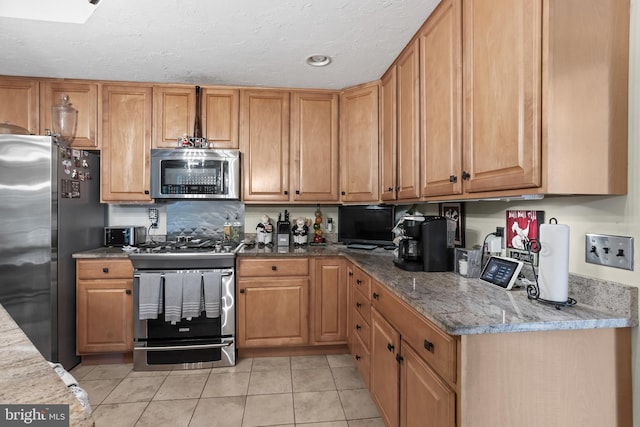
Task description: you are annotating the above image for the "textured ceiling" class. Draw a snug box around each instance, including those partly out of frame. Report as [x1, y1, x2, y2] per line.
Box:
[0, 0, 441, 90]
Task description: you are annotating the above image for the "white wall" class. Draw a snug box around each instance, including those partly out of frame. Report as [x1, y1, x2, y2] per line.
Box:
[463, 1, 640, 423]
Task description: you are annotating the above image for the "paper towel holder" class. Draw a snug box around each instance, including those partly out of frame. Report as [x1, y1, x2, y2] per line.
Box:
[524, 218, 577, 310]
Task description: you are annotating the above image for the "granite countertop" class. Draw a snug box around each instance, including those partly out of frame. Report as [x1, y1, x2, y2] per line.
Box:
[0, 306, 94, 427]
[73, 243, 638, 336]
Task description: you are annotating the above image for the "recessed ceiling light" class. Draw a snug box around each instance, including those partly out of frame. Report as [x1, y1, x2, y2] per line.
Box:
[306, 55, 332, 67]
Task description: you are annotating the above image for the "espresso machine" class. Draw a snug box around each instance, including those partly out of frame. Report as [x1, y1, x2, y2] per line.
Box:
[394, 216, 450, 272]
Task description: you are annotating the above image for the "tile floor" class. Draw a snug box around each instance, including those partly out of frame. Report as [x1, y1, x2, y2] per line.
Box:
[71, 354, 384, 427]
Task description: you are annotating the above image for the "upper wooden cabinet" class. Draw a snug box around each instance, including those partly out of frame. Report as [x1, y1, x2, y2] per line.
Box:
[101, 84, 153, 202]
[419, 0, 463, 198]
[40, 80, 100, 149]
[153, 85, 239, 149]
[0, 77, 39, 134]
[340, 82, 380, 203]
[380, 69, 397, 202]
[240, 89, 290, 202]
[291, 91, 339, 202]
[461, 0, 628, 197]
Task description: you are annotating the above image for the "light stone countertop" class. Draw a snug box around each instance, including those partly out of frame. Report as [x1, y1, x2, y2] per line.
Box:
[0, 306, 94, 427]
[73, 243, 638, 336]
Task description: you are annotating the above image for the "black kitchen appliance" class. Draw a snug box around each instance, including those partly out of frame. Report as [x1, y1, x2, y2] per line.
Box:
[276, 210, 291, 246]
[393, 216, 425, 271]
[394, 216, 451, 272]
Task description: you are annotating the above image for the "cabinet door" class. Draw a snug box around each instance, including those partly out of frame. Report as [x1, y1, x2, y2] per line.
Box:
[313, 258, 347, 343]
[380, 68, 397, 201]
[396, 41, 421, 200]
[203, 88, 239, 149]
[153, 85, 195, 148]
[401, 342, 455, 427]
[462, 0, 542, 193]
[0, 77, 38, 134]
[340, 83, 380, 202]
[291, 91, 339, 202]
[371, 309, 400, 427]
[76, 279, 133, 354]
[101, 84, 152, 202]
[240, 90, 290, 202]
[237, 277, 309, 347]
[40, 81, 99, 149]
[420, 0, 463, 197]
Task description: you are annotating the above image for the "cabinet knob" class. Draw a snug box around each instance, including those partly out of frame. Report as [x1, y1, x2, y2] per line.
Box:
[102, 267, 109, 273]
[356, 302, 362, 308]
[144, 190, 150, 195]
[355, 324, 361, 330]
[295, 190, 300, 195]
[461, 171, 471, 181]
[125, 289, 132, 295]
[424, 339, 434, 353]
[449, 175, 457, 183]
[271, 265, 277, 271]
[341, 191, 346, 196]
[356, 279, 362, 285]
[284, 190, 288, 195]
[387, 343, 395, 353]
[372, 292, 379, 300]
[348, 271, 354, 277]
[355, 355, 361, 361]
[387, 187, 393, 192]
[239, 289, 245, 294]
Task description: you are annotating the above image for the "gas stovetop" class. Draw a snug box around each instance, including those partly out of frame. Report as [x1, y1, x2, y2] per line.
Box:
[128, 240, 242, 269]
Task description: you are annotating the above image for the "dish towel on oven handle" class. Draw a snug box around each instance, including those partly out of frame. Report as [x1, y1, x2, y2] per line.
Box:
[164, 272, 183, 323]
[138, 272, 162, 320]
[182, 271, 204, 320]
[203, 270, 222, 318]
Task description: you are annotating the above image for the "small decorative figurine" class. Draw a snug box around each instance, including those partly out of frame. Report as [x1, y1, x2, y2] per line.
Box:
[292, 217, 309, 245]
[256, 214, 273, 246]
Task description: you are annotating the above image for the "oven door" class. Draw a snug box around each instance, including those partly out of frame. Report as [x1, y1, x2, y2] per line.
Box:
[134, 337, 235, 370]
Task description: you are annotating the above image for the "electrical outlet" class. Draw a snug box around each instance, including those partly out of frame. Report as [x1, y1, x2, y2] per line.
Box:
[585, 233, 634, 270]
[148, 208, 159, 229]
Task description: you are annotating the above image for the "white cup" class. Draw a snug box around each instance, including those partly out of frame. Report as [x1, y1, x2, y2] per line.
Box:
[458, 259, 468, 276]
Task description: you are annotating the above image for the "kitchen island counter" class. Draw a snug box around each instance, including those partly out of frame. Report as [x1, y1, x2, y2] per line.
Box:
[0, 304, 94, 427]
[237, 244, 638, 336]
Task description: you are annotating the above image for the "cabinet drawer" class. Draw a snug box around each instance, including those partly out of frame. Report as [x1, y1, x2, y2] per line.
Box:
[352, 307, 371, 349]
[77, 259, 133, 280]
[351, 332, 371, 389]
[372, 280, 457, 385]
[238, 258, 309, 277]
[351, 267, 371, 299]
[352, 288, 371, 326]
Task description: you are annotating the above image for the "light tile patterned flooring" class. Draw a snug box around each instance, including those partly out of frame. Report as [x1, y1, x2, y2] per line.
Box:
[70, 354, 384, 427]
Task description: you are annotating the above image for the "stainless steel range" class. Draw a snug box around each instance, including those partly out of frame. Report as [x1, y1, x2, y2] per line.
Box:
[129, 241, 241, 371]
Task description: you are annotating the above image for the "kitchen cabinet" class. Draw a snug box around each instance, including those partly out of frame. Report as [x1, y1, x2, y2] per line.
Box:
[291, 91, 339, 202]
[40, 80, 100, 149]
[371, 309, 401, 427]
[380, 68, 397, 202]
[240, 89, 291, 202]
[76, 259, 134, 354]
[311, 258, 347, 344]
[0, 76, 39, 134]
[237, 257, 309, 347]
[153, 85, 239, 149]
[347, 264, 373, 388]
[459, 0, 628, 197]
[419, 0, 463, 197]
[101, 84, 153, 202]
[339, 82, 380, 202]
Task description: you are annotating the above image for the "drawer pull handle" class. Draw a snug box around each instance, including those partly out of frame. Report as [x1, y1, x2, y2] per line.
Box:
[102, 267, 109, 273]
[372, 292, 379, 300]
[387, 343, 395, 353]
[355, 324, 361, 330]
[126, 289, 132, 295]
[356, 302, 362, 308]
[271, 265, 277, 271]
[240, 289, 245, 294]
[349, 271, 354, 277]
[424, 339, 434, 353]
[355, 354, 361, 361]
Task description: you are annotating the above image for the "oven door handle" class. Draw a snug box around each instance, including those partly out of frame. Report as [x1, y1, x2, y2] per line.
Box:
[135, 340, 234, 352]
[134, 270, 233, 279]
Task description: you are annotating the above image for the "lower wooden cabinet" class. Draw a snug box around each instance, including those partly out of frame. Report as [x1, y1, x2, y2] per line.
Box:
[371, 309, 401, 427]
[312, 258, 347, 344]
[76, 259, 134, 354]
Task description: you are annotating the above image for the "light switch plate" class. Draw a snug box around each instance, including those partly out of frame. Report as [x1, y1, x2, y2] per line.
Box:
[585, 233, 634, 270]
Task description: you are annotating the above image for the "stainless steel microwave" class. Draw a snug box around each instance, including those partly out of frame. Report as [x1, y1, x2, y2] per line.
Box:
[150, 149, 240, 199]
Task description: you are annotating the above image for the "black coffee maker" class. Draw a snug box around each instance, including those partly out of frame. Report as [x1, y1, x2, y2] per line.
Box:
[393, 216, 451, 272]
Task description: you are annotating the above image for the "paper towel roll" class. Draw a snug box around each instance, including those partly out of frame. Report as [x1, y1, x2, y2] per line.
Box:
[538, 223, 570, 302]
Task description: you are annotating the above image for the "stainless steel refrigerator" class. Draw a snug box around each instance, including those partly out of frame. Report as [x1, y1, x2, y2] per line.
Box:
[0, 134, 105, 369]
